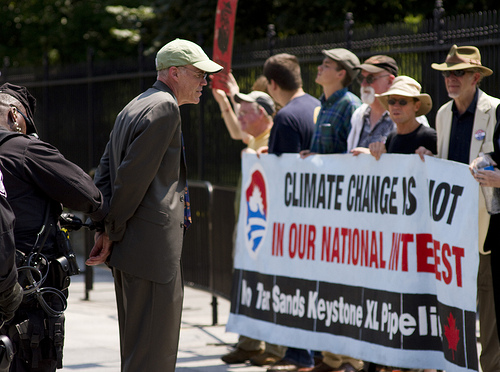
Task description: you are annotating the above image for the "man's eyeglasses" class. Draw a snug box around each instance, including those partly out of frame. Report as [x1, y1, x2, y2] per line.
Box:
[357, 74, 390, 85]
[387, 98, 411, 106]
[441, 70, 470, 78]
[180, 66, 207, 80]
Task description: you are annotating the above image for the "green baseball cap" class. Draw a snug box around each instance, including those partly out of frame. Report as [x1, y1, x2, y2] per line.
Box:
[155, 38, 223, 73]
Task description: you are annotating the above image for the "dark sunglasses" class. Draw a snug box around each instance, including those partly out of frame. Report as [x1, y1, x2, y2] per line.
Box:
[357, 74, 389, 85]
[441, 70, 469, 78]
[387, 98, 410, 106]
[358, 74, 389, 84]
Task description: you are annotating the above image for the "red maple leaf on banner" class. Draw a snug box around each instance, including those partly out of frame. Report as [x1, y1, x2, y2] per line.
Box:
[444, 312, 460, 360]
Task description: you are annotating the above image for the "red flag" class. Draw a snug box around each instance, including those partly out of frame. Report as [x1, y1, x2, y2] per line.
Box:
[212, 0, 238, 93]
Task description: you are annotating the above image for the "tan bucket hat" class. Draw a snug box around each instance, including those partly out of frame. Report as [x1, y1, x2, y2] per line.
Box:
[376, 76, 432, 117]
[431, 44, 493, 76]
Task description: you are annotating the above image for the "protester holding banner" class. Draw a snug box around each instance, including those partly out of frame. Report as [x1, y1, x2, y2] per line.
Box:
[261, 52, 320, 372]
[214, 74, 288, 367]
[299, 48, 366, 372]
[417, 44, 500, 372]
[262, 53, 319, 156]
[367, 76, 436, 161]
[300, 48, 362, 158]
[347, 55, 397, 153]
[220, 90, 289, 367]
[325, 76, 434, 372]
[368, 77, 438, 372]
[348, 56, 430, 157]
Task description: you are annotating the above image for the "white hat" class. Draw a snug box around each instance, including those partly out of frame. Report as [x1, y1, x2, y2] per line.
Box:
[375, 76, 432, 117]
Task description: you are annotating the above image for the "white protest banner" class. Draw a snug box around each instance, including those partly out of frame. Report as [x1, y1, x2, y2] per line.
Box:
[227, 152, 479, 371]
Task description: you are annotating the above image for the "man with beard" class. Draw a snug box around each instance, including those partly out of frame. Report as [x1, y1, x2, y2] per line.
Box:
[348, 55, 429, 155]
[300, 48, 362, 158]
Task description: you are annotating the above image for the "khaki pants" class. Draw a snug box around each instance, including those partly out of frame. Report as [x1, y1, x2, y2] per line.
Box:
[478, 253, 500, 372]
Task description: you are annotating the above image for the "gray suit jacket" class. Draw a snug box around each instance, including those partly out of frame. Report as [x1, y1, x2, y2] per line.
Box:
[94, 80, 187, 283]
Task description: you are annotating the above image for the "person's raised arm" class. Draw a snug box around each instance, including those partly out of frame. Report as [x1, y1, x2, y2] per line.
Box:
[211, 75, 251, 144]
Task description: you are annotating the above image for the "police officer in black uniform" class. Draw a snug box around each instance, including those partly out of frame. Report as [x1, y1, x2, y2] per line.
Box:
[0, 168, 23, 372]
[0, 83, 107, 371]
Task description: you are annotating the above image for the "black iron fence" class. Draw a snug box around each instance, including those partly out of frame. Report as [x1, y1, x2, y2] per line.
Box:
[2, 8, 500, 188]
[181, 181, 236, 323]
[3, 7, 500, 309]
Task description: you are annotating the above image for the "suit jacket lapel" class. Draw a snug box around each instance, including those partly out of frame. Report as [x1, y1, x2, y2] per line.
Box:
[470, 90, 491, 162]
[437, 102, 453, 159]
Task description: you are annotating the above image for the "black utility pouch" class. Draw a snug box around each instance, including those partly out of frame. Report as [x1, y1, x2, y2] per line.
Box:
[55, 228, 80, 276]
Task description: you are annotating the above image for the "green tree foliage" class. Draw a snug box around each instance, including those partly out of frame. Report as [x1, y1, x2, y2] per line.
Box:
[1, 0, 499, 68]
[0, 0, 156, 67]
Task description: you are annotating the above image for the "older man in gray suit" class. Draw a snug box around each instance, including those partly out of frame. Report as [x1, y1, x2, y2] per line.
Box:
[86, 38, 222, 372]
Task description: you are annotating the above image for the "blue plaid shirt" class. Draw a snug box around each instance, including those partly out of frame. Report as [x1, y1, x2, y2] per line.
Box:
[310, 88, 361, 154]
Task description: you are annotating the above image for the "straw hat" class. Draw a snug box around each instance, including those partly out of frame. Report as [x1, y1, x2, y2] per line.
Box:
[375, 76, 432, 117]
[431, 44, 492, 76]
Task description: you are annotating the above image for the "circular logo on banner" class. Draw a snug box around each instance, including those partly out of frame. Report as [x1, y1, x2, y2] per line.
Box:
[474, 129, 486, 141]
[244, 163, 268, 258]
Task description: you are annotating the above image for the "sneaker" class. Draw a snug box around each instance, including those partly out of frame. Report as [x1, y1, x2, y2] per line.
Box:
[250, 351, 282, 366]
[221, 347, 263, 364]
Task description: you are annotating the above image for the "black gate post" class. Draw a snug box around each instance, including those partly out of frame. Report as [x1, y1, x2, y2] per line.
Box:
[433, 0, 445, 46]
[84, 47, 95, 301]
[344, 12, 354, 50]
[267, 24, 276, 57]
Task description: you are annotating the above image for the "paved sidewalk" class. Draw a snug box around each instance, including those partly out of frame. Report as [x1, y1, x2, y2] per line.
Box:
[61, 265, 484, 371]
[62, 265, 266, 371]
